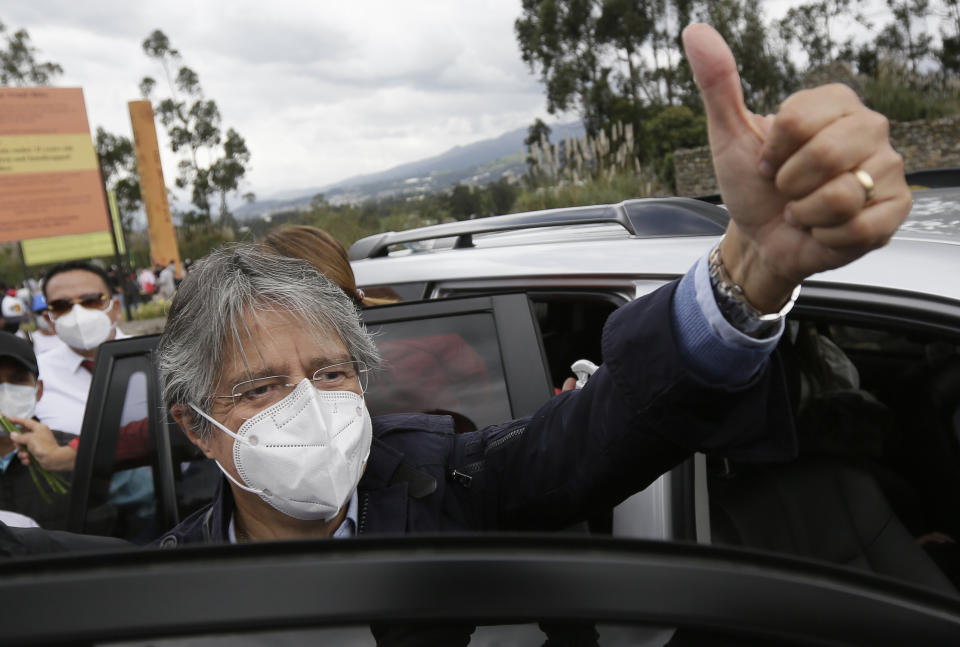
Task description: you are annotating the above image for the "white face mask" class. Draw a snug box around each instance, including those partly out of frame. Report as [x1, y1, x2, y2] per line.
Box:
[54, 303, 115, 351]
[191, 379, 372, 521]
[0, 383, 38, 421]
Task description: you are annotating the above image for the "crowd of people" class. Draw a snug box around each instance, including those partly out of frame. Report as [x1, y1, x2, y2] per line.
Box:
[0, 255, 192, 532]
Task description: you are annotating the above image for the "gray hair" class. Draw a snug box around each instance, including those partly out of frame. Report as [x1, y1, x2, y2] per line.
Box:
[157, 244, 381, 438]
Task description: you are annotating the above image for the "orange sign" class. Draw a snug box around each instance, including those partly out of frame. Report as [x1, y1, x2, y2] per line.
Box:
[128, 100, 181, 275]
[0, 88, 110, 243]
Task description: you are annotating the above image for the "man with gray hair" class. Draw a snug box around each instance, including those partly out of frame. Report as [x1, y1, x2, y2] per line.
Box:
[154, 24, 912, 547]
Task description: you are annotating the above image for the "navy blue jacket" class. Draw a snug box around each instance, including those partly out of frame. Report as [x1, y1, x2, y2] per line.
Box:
[155, 282, 795, 547]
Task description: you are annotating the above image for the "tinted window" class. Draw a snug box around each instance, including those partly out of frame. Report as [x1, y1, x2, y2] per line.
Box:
[707, 317, 960, 595]
[78, 363, 158, 543]
[365, 312, 511, 433]
[71, 337, 219, 543]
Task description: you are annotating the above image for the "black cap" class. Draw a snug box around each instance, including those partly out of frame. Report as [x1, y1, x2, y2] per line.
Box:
[0, 331, 38, 377]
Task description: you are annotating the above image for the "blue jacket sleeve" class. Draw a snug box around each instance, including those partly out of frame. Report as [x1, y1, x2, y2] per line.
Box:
[455, 279, 797, 531]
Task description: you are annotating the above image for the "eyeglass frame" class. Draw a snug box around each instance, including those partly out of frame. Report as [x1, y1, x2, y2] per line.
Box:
[210, 360, 370, 417]
[45, 293, 113, 318]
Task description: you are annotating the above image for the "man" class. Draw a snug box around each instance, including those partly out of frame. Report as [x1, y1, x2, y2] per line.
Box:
[33, 260, 130, 435]
[154, 25, 910, 548]
[0, 291, 26, 337]
[0, 332, 72, 530]
[24, 261, 154, 539]
[29, 294, 64, 357]
[9, 266, 148, 472]
[136, 266, 155, 298]
[156, 260, 176, 300]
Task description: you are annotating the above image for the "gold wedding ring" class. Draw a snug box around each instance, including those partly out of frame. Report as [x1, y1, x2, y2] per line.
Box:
[852, 168, 876, 202]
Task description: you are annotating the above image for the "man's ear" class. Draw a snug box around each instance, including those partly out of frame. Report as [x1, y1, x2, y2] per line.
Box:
[170, 404, 215, 458]
[35, 379, 43, 402]
[43, 311, 55, 331]
[108, 297, 123, 324]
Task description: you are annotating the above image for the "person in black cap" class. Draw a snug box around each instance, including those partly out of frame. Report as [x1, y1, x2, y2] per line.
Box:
[0, 331, 73, 529]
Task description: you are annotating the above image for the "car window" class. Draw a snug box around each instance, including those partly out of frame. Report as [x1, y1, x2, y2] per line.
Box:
[70, 350, 159, 543]
[366, 313, 511, 432]
[706, 308, 960, 596]
[361, 294, 554, 428]
[529, 292, 623, 388]
[69, 336, 218, 543]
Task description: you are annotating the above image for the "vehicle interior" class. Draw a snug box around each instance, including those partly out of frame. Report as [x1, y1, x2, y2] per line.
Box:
[708, 302, 960, 595]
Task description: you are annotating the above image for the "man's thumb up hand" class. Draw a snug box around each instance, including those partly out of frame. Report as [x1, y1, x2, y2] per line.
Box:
[682, 23, 763, 151]
[678, 23, 908, 312]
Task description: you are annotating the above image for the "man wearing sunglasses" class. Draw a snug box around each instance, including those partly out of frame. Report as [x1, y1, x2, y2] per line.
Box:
[33, 261, 129, 437]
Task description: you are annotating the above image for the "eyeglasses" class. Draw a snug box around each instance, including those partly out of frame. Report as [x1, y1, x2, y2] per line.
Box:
[213, 360, 369, 419]
[46, 293, 111, 317]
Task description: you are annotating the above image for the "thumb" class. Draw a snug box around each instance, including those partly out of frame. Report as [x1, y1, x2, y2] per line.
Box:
[682, 23, 756, 143]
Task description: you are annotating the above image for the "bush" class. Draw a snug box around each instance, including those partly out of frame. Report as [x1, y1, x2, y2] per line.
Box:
[512, 169, 666, 213]
[132, 298, 171, 320]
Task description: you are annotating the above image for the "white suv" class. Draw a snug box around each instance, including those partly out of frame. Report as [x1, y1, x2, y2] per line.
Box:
[348, 180, 960, 593]
[41, 177, 960, 645]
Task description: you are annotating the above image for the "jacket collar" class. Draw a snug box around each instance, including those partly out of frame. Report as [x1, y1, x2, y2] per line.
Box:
[356, 437, 409, 535]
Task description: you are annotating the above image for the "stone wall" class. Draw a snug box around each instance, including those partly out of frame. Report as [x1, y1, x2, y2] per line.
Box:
[673, 146, 717, 197]
[890, 115, 960, 172]
[674, 114, 960, 196]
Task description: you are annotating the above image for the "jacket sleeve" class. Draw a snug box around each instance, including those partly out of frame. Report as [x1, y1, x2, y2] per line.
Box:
[452, 279, 796, 531]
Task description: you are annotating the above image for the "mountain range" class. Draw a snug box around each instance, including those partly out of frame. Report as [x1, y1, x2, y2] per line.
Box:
[232, 121, 585, 220]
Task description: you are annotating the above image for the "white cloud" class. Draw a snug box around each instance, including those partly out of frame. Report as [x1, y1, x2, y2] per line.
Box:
[3, 0, 551, 200]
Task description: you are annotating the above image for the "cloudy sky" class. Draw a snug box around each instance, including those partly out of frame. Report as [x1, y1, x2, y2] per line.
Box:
[4, 0, 562, 202]
[3, 0, 866, 203]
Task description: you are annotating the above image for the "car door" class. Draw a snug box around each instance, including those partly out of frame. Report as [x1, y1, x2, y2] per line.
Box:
[67, 292, 556, 543]
[701, 283, 960, 596]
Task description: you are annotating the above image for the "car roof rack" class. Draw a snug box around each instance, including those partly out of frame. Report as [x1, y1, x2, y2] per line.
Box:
[348, 197, 729, 260]
[906, 167, 960, 189]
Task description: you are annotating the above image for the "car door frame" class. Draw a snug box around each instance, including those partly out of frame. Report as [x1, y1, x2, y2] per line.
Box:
[68, 293, 556, 539]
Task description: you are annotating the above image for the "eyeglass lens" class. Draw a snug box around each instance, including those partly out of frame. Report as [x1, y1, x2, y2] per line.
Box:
[228, 361, 368, 419]
[47, 294, 108, 315]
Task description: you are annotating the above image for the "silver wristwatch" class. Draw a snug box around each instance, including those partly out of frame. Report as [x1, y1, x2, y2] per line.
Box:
[708, 243, 801, 338]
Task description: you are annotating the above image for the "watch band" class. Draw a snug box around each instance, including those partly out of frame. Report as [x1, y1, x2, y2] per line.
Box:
[708, 242, 801, 338]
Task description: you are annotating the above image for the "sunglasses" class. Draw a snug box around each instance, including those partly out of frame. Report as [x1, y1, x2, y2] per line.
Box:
[46, 293, 111, 317]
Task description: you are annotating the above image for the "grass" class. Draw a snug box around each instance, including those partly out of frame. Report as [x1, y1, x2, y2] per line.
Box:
[512, 170, 667, 212]
[131, 299, 172, 320]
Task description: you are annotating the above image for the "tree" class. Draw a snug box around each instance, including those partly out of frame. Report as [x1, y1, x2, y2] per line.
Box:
[95, 128, 142, 239]
[516, 0, 665, 136]
[524, 119, 552, 163]
[642, 105, 705, 188]
[878, 0, 934, 76]
[448, 184, 481, 220]
[699, 0, 796, 114]
[777, 1, 863, 70]
[936, 1, 960, 77]
[210, 128, 252, 224]
[140, 29, 253, 223]
[516, 0, 793, 189]
[488, 178, 519, 215]
[0, 20, 63, 86]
